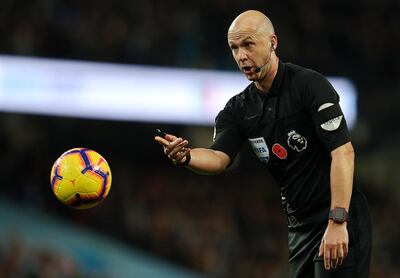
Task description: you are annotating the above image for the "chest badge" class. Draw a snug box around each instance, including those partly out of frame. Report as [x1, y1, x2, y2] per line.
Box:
[248, 137, 270, 164]
[272, 143, 287, 159]
[287, 130, 307, 152]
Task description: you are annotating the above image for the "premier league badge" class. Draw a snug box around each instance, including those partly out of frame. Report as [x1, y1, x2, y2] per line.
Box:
[287, 130, 307, 152]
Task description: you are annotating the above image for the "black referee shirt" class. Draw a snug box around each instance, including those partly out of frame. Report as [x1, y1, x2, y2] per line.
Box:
[211, 61, 350, 229]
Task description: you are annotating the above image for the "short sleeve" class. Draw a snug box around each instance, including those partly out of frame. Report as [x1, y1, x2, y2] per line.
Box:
[302, 72, 351, 152]
[210, 105, 244, 162]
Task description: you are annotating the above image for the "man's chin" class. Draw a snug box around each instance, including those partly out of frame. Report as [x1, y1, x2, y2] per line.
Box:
[245, 74, 258, 81]
[243, 72, 257, 81]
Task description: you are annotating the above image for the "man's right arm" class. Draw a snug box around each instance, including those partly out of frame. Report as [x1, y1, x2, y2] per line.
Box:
[155, 100, 242, 175]
[186, 148, 231, 175]
[155, 134, 231, 175]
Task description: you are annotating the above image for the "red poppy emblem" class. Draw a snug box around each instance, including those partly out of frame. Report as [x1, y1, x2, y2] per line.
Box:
[272, 143, 287, 159]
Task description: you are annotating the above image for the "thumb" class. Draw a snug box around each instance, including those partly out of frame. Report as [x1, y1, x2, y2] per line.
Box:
[319, 240, 324, 257]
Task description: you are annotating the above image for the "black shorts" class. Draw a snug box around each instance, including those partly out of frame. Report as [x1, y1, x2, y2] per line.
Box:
[288, 189, 372, 278]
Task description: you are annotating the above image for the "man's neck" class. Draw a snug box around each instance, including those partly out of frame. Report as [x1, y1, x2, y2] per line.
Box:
[254, 57, 279, 93]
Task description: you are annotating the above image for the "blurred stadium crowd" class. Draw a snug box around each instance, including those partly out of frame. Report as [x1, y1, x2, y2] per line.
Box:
[1, 0, 400, 277]
[0, 234, 102, 278]
[0, 116, 399, 277]
[0, 0, 399, 145]
[1, 0, 399, 76]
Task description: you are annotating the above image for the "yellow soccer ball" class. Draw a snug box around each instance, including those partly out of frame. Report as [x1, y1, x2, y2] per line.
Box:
[50, 148, 112, 209]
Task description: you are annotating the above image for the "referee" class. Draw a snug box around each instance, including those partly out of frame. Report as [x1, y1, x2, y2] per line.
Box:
[155, 10, 371, 278]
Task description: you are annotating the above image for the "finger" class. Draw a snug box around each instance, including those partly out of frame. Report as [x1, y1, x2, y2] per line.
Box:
[168, 140, 189, 158]
[319, 240, 324, 257]
[165, 134, 178, 142]
[165, 138, 183, 155]
[337, 245, 344, 266]
[175, 148, 191, 162]
[343, 242, 349, 258]
[324, 243, 331, 270]
[338, 256, 343, 267]
[169, 138, 185, 149]
[155, 136, 170, 147]
[330, 245, 338, 269]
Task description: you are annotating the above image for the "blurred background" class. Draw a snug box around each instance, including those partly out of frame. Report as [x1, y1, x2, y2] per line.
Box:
[0, 0, 399, 277]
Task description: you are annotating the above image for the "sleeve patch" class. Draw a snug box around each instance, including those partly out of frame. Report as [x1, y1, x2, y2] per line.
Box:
[315, 103, 343, 131]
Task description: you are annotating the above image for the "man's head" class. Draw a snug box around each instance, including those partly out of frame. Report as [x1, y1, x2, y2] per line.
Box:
[227, 10, 278, 82]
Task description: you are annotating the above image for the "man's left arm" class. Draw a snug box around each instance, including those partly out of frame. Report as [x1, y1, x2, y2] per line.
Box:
[300, 71, 355, 270]
[330, 142, 354, 212]
[319, 141, 354, 270]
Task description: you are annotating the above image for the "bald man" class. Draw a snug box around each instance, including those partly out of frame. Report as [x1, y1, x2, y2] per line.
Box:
[155, 10, 371, 278]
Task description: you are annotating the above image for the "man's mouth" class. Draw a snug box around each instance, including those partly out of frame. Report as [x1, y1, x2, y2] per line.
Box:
[242, 66, 253, 74]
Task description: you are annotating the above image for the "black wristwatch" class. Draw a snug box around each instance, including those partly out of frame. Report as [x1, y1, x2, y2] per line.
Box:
[329, 207, 348, 224]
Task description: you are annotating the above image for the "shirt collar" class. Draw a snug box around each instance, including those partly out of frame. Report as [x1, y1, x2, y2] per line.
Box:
[269, 60, 285, 95]
[252, 60, 285, 96]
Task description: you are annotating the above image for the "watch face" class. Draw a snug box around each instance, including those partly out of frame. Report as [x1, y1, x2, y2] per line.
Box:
[329, 208, 348, 223]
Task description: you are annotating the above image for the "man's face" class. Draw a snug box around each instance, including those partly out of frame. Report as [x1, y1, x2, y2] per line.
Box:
[228, 30, 268, 80]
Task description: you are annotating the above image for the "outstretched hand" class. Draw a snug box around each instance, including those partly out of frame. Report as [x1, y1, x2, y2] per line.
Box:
[155, 133, 191, 165]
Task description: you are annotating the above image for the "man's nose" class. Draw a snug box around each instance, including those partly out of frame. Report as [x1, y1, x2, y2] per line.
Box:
[237, 48, 248, 61]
